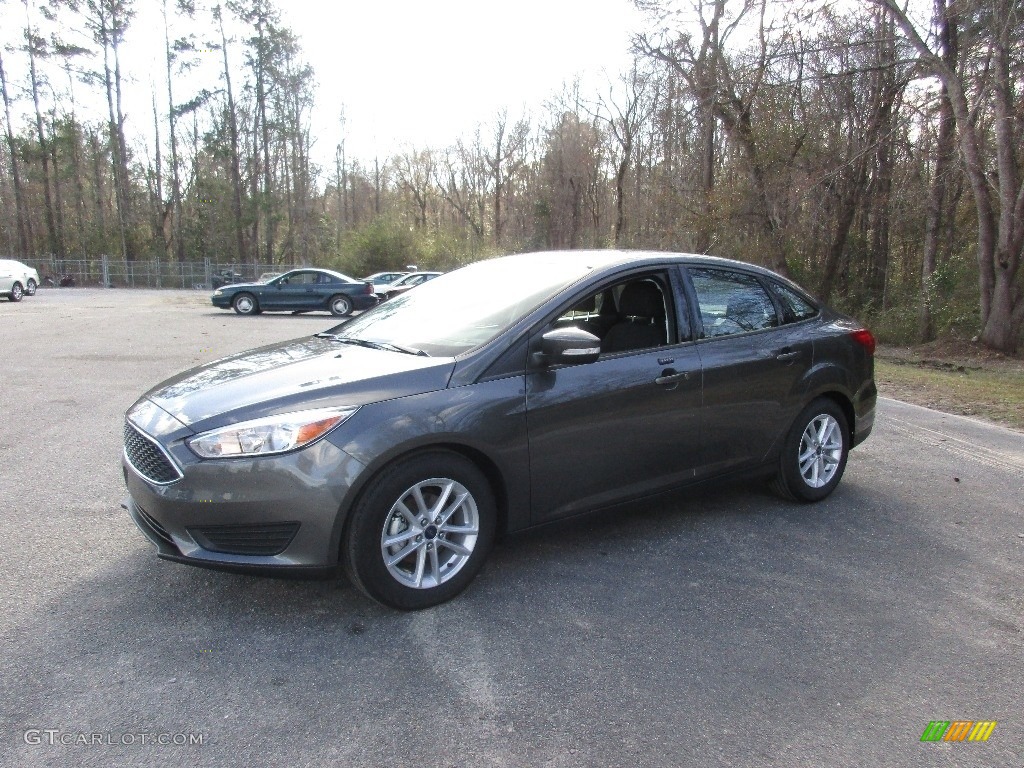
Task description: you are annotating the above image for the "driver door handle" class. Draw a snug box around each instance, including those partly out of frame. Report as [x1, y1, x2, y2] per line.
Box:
[655, 369, 690, 386]
[776, 349, 802, 363]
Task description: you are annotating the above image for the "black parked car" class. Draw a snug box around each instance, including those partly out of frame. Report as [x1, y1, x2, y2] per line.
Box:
[125, 251, 876, 609]
[210, 269, 245, 289]
[211, 268, 378, 316]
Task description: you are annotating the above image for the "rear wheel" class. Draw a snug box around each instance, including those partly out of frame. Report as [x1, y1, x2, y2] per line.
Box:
[25, 279, 37, 296]
[344, 451, 496, 609]
[232, 292, 258, 315]
[8, 282, 23, 302]
[329, 295, 353, 316]
[771, 398, 849, 502]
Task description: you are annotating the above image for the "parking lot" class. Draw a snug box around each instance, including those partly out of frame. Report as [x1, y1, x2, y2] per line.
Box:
[2, 288, 1022, 767]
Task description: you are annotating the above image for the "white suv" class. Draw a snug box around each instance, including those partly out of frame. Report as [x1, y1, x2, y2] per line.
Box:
[0, 259, 39, 301]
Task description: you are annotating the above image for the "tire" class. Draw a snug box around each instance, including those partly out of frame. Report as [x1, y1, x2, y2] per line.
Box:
[343, 451, 496, 610]
[232, 292, 258, 315]
[8, 282, 23, 302]
[329, 294, 353, 316]
[25, 279, 37, 296]
[771, 398, 849, 502]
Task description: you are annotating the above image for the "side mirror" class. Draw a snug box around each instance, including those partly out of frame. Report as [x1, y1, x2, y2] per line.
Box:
[532, 327, 601, 367]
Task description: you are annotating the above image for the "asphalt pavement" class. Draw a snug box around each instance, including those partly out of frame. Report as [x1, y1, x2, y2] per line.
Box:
[1, 288, 1022, 767]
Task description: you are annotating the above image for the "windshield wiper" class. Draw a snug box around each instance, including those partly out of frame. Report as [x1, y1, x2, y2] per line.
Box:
[325, 336, 429, 357]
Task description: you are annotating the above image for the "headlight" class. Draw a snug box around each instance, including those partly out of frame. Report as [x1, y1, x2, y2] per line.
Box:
[188, 407, 358, 458]
[213, 289, 223, 296]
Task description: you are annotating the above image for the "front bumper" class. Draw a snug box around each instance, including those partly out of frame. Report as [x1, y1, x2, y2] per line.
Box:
[122, 429, 367, 572]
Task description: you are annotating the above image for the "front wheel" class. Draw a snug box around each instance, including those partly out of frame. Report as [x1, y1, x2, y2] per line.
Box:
[329, 294, 353, 316]
[343, 451, 496, 609]
[232, 292, 258, 315]
[771, 398, 849, 502]
[8, 282, 23, 302]
[25, 279, 37, 296]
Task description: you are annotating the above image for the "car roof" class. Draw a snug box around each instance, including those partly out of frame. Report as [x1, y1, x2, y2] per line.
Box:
[282, 267, 355, 281]
[482, 250, 785, 280]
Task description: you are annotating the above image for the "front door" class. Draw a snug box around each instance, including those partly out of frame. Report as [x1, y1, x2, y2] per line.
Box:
[525, 272, 703, 523]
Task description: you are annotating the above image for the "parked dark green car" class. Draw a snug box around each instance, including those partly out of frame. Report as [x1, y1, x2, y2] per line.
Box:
[211, 268, 378, 316]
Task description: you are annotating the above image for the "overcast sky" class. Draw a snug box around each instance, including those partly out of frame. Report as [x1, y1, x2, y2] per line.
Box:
[105, 0, 648, 168]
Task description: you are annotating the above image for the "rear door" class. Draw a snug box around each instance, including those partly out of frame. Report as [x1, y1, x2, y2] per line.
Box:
[525, 268, 703, 523]
[684, 266, 813, 475]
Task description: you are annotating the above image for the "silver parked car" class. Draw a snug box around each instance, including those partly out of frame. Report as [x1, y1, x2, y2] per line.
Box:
[0, 259, 39, 301]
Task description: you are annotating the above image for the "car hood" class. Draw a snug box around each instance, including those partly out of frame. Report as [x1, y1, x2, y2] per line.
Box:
[215, 280, 261, 292]
[140, 336, 455, 430]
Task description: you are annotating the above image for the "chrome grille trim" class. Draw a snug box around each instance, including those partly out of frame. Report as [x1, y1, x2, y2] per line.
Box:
[123, 422, 183, 485]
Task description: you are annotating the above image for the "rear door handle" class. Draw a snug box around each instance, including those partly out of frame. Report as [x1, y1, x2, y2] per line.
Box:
[655, 369, 690, 386]
[776, 350, 802, 363]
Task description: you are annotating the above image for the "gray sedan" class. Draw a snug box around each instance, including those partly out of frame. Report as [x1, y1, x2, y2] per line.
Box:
[123, 251, 876, 609]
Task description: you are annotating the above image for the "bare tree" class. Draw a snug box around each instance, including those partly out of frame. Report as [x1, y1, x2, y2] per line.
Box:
[636, 0, 793, 275]
[874, 0, 1024, 352]
[589, 60, 658, 247]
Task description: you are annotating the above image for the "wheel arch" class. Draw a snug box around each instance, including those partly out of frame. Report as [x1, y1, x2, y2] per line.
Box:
[801, 359, 858, 443]
[334, 440, 511, 562]
[808, 388, 856, 445]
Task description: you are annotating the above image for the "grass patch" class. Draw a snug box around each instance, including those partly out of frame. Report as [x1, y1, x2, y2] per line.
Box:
[875, 357, 1024, 430]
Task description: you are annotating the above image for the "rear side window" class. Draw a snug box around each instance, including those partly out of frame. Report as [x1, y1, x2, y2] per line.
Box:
[689, 268, 778, 338]
[770, 281, 818, 323]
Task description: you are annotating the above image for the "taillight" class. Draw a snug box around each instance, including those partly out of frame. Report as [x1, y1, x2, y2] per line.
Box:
[362, 282, 374, 294]
[850, 329, 875, 355]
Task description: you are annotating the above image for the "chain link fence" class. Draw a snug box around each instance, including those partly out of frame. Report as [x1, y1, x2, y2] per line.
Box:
[15, 256, 304, 290]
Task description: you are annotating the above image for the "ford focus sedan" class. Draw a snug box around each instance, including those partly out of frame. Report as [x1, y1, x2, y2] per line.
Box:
[211, 268, 377, 316]
[124, 251, 876, 609]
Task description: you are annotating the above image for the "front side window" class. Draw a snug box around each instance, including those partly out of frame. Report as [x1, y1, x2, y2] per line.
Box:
[690, 268, 778, 338]
[281, 272, 316, 286]
[552, 275, 673, 355]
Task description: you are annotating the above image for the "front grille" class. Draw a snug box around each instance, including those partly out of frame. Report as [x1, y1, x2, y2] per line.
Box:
[188, 523, 300, 556]
[124, 422, 182, 484]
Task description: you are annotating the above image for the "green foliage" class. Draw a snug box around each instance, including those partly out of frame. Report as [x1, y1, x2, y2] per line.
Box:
[328, 218, 495, 278]
[332, 218, 428, 277]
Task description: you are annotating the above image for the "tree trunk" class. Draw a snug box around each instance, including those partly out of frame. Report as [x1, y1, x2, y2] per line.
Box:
[163, 0, 184, 262]
[919, 0, 958, 342]
[217, 8, 245, 263]
[0, 50, 32, 257]
[25, 14, 63, 258]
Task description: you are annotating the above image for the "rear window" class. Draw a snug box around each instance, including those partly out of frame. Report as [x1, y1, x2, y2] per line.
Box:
[770, 281, 818, 323]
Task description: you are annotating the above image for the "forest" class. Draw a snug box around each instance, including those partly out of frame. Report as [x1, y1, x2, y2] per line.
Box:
[0, 0, 1022, 351]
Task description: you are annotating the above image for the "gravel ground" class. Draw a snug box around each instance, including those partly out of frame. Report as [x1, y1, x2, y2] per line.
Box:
[1, 288, 1022, 767]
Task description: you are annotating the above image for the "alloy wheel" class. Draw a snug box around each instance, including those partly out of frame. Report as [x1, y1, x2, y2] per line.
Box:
[798, 414, 843, 488]
[380, 477, 480, 589]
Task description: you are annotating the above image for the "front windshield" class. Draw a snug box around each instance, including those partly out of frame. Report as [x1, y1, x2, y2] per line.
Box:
[330, 255, 598, 357]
